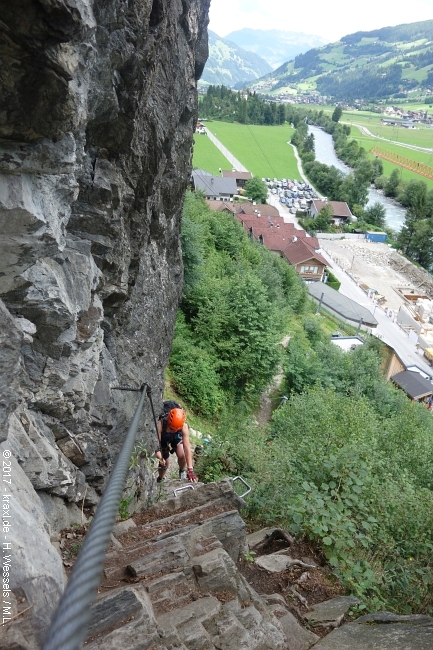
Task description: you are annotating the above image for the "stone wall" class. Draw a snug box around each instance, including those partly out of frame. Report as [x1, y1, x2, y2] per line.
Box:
[0, 0, 209, 638]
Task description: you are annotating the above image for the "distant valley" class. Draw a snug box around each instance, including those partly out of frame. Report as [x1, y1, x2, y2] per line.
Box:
[225, 28, 328, 69]
[201, 28, 327, 89]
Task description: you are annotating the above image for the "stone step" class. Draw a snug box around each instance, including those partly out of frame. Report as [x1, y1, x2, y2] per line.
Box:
[112, 497, 233, 547]
[127, 536, 188, 579]
[103, 509, 245, 582]
[146, 478, 246, 518]
[86, 480, 292, 650]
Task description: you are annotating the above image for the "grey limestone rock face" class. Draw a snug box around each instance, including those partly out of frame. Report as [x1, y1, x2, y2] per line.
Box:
[0, 0, 210, 643]
[312, 611, 433, 650]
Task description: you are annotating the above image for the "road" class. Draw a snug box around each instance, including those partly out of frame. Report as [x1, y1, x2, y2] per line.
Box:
[346, 122, 433, 154]
[267, 191, 303, 229]
[205, 128, 249, 172]
[319, 245, 433, 375]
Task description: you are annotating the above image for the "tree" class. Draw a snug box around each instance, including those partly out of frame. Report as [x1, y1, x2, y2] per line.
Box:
[364, 202, 386, 229]
[384, 169, 401, 197]
[303, 133, 315, 154]
[313, 205, 334, 231]
[332, 106, 343, 123]
[244, 176, 268, 204]
[411, 220, 433, 270]
[340, 173, 369, 210]
[398, 180, 427, 218]
[278, 103, 286, 125]
[372, 157, 384, 180]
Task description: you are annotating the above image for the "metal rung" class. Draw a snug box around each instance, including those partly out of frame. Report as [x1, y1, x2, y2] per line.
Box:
[231, 475, 252, 498]
[173, 485, 195, 497]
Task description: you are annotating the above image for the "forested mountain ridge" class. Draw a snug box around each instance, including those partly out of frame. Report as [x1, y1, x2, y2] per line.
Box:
[200, 31, 272, 88]
[248, 19, 433, 100]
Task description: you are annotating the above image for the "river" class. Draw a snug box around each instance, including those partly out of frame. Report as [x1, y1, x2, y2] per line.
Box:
[308, 125, 406, 231]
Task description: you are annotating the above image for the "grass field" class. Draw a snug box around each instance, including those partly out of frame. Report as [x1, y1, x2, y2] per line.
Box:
[204, 122, 298, 179]
[350, 126, 433, 189]
[341, 110, 433, 149]
[192, 134, 232, 175]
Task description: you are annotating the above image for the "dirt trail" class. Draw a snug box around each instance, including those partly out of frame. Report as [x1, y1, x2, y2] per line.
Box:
[256, 334, 290, 425]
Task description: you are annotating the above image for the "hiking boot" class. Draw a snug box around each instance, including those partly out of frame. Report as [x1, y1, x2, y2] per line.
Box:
[179, 469, 187, 480]
[156, 476, 165, 483]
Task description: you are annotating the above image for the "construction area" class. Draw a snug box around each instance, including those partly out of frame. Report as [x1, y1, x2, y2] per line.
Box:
[319, 238, 433, 351]
[320, 239, 432, 308]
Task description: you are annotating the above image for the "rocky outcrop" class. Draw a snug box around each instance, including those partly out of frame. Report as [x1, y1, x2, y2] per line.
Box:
[0, 0, 209, 639]
[313, 611, 433, 650]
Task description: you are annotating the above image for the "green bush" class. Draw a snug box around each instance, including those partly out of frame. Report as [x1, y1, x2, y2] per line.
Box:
[325, 270, 341, 290]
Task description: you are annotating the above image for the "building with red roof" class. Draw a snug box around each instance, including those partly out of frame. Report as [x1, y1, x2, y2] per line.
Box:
[282, 238, 330, 282]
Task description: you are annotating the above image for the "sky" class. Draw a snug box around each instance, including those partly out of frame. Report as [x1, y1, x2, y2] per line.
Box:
[208, 0, 433, 43]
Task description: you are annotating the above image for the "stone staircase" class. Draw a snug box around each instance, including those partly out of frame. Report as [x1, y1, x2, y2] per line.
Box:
[83, 479, 306, 650]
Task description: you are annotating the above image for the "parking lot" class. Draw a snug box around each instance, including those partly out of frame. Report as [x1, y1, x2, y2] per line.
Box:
[262, 177, 319, 215]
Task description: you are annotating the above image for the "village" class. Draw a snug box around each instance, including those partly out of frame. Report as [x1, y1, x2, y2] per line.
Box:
[191, 165, 433, 407]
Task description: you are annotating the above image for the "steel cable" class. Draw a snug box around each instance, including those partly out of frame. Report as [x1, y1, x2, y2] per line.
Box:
[42, 385, 148, 650]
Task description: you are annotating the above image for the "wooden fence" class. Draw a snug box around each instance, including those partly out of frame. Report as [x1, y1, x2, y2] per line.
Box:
[370, 146, 433, 180]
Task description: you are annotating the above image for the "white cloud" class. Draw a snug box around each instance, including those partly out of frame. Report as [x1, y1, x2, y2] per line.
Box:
[209, 0, 433, 42]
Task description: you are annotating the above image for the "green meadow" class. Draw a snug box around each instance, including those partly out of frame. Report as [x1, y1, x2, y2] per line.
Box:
[298, 104, 433, 186]
[342, 110, 433, 149]
[193, 117, 433, 189]
[350, 126, 433, 189]
[192, 134, 232, 175]
[204, 122, 299, 179]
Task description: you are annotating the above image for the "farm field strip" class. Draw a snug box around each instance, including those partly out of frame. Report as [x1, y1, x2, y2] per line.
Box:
[204, 122, 299, 179]
[350, 126, 433, 164]
[350, 127, 433, 188]
[342, 111, 433, 148]
[192, 134, 232, 175]
[371, 146, 433, 180]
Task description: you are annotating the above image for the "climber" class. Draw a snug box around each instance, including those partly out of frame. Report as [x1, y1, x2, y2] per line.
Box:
[156, 404, 197, 483]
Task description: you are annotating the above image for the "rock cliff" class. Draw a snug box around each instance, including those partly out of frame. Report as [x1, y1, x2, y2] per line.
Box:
[0, 0, 209, 641]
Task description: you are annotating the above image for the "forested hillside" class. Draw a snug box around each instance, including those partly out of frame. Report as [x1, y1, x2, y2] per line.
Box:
[170, 192, 433, 616]
[170, 192, 306, 414]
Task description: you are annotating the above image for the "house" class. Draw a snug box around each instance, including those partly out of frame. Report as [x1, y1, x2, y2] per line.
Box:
[382, 343, 405, 380]
[234, 212, 286, 229]
[391, 370, 433, 405]
[206, 200, 237, 214]
[195, 121, 207, 134]
[256, 229, 299, 253]
[331, 335, 364, 352]
[307, 282, 379, 328]
[256, 229, 319, 253]
[221, 170, 253, 190]
[192, 170, 237, 201]
[308, 200, 353, 226]
[281, 238, 329, 282]
[236, 202, 280, 218]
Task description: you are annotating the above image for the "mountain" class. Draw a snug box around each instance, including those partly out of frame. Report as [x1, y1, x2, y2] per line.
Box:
[200, 31, 272, 89]
[248, 19, 433, 101]
[224, 28, 328, 69]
